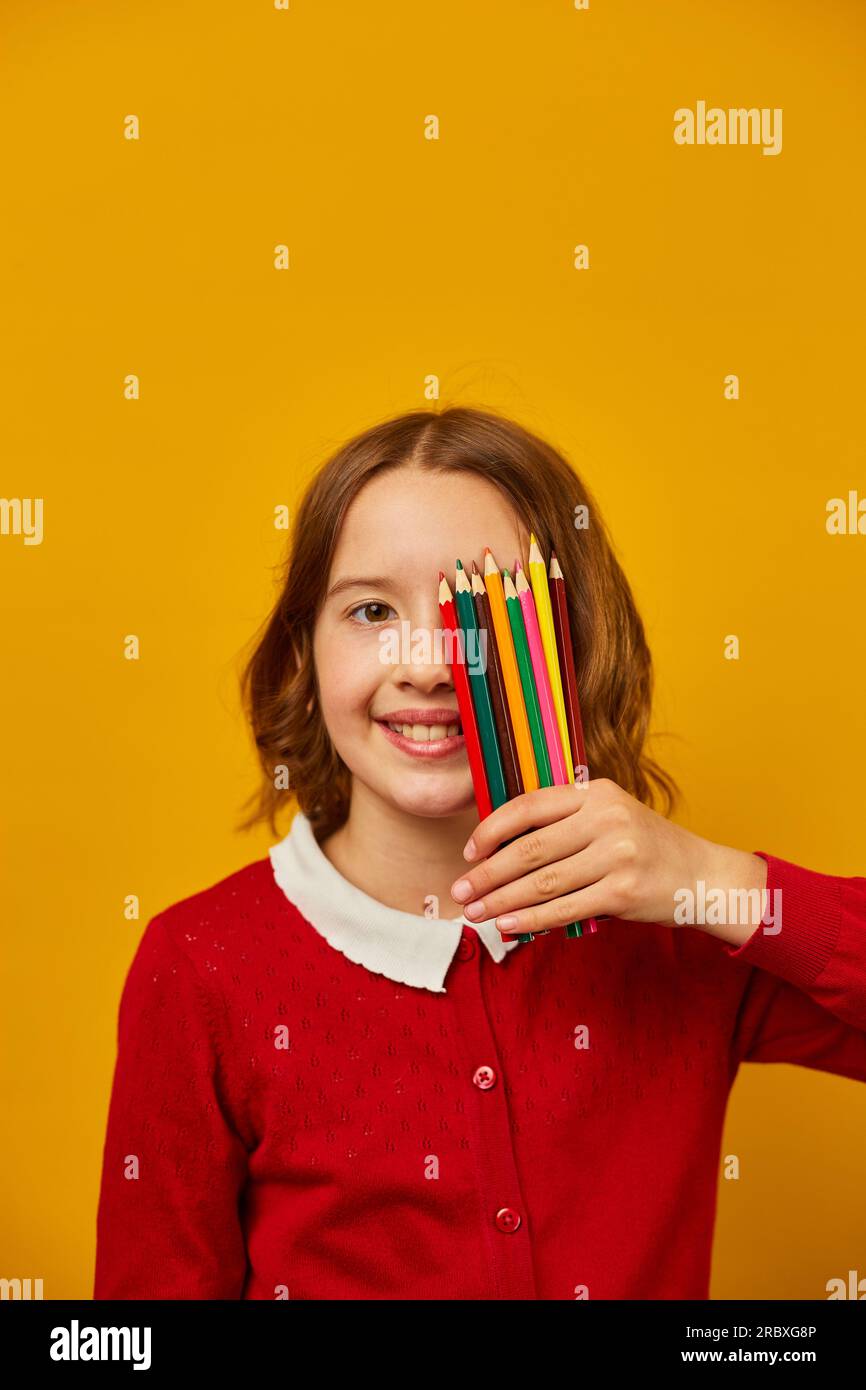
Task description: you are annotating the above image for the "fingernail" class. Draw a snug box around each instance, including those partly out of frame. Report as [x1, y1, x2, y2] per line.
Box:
[451, 878, 473, 902]
[463, 838, 477, 861]
[464, 900, 486, 920]
[496, 915, 520, 930]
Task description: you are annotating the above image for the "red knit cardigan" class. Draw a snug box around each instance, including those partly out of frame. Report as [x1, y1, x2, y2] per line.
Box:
[93, 850, 866, 1300]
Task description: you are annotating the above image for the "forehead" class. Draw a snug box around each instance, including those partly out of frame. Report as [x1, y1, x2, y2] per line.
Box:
[329, 466, 527, 584]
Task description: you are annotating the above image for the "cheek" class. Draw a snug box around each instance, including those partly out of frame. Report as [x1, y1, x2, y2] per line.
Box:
[316, 632, 383, 728]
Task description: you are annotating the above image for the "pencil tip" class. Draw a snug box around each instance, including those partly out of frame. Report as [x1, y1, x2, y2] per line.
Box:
[470, 559, 478, 573]
[455, 558, 464, 570]
[438, 570, 444, 581]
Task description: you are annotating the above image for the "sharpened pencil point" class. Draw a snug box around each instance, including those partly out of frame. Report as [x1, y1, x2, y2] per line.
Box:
[455, 558, 464, 570]
[438, 570, 445, 581]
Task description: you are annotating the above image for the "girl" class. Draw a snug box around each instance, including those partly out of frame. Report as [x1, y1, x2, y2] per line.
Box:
[93, 406, 866, 1300]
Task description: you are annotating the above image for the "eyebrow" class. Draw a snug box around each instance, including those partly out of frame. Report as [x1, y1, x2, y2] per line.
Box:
[326, 575, 396, 600]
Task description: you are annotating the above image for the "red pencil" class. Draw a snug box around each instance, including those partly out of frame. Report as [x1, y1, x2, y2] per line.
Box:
[439, 571, 492, 818]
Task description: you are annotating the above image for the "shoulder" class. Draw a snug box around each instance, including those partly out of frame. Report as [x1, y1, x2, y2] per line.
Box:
[129, 856, 309, 992]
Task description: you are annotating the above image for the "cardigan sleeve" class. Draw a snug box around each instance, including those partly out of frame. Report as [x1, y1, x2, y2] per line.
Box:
[93, 914, 250, 1299]
[726, 852, 866, 1081]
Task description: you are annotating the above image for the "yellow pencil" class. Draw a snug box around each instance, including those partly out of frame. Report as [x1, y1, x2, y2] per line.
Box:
[482, 548, 539, 791]
[528, 533, 574, 783]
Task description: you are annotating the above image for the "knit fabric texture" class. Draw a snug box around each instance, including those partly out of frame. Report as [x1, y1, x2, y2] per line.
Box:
[93, 841, 866, 1300]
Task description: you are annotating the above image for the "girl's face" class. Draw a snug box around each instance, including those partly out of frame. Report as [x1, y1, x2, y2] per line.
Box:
[313, 465, 527, 821]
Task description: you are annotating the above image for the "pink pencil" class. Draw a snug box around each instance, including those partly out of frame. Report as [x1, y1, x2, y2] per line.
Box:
[514, 560, 568, 785]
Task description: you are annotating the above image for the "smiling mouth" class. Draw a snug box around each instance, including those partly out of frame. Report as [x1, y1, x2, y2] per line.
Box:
[377, 720, 462, 743]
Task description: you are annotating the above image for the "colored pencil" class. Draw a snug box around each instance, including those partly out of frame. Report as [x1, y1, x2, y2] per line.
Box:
[513, 558, 584, 941]
[482, 550, 538, 791]
[549, 553, 587, 772]
[503, 567, 560, 942]
[503, 569, 551, 787]
[438, 572, 492, 818]
[454, 561, 508, 808]
[549, 552, 596, 934]
[471, 564, 522, 800]
[439, 553, 593, 946]
[528, 533, 575, 783]
[514, 561, 568, 785]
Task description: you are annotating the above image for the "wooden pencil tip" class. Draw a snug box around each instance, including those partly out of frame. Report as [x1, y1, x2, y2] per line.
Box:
[470, 559, 478, 573]
[438, 570, 445, 581]
[455, 558, 464, 570]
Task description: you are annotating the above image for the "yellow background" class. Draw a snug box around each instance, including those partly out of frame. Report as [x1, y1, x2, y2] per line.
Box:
[1, 0, 864, 1299]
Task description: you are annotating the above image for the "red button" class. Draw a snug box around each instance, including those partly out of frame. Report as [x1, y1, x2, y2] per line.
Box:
[495, 1207, 521, 1233]
[473, 1065, 496, 1089]
[456, 932, 476, 961]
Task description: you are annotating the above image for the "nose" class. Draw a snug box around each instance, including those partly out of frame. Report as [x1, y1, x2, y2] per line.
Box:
[392, 598, 454, 693]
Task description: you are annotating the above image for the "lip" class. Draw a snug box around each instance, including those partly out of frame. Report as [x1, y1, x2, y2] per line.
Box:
[374, 716, 465, 760]
[374, 709, 462, 726]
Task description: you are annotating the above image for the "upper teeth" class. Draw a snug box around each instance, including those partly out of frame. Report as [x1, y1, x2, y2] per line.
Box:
[387, 722, 459, 741]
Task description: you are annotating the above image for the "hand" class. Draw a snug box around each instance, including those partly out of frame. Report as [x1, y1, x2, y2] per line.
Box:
[449, 778, 768, 940]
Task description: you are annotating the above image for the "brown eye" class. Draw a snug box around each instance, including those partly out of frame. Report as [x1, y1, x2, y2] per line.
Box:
[350, 602, 395, 625]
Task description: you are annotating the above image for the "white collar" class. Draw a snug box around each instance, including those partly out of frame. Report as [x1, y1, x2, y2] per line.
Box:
[268, 811, 519, 993]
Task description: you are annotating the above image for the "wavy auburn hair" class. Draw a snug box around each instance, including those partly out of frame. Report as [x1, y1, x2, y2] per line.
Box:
[239, 406, 677, 841]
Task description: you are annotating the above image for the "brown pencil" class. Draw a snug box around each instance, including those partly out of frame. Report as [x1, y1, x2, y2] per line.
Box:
[549, 553, 587, 775]
[471, 564, 523, 800]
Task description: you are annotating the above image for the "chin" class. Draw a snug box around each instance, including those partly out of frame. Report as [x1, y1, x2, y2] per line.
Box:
[392, 785, 475, 820]
[361, 772, 474, 821]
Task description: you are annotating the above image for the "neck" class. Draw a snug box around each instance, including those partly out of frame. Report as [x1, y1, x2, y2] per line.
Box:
[319, 784, 478, 919]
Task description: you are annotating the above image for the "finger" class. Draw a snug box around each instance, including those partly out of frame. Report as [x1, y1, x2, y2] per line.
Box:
[463, 783, 591, 863]
[461, 843, 610, 922]
[495, 882, 612, 935]
[452, 812, 595, 907]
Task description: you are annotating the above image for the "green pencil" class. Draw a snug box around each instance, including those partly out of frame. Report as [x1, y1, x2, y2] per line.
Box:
[503, 569, 551, 786]
[454, 561, 508, 808]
